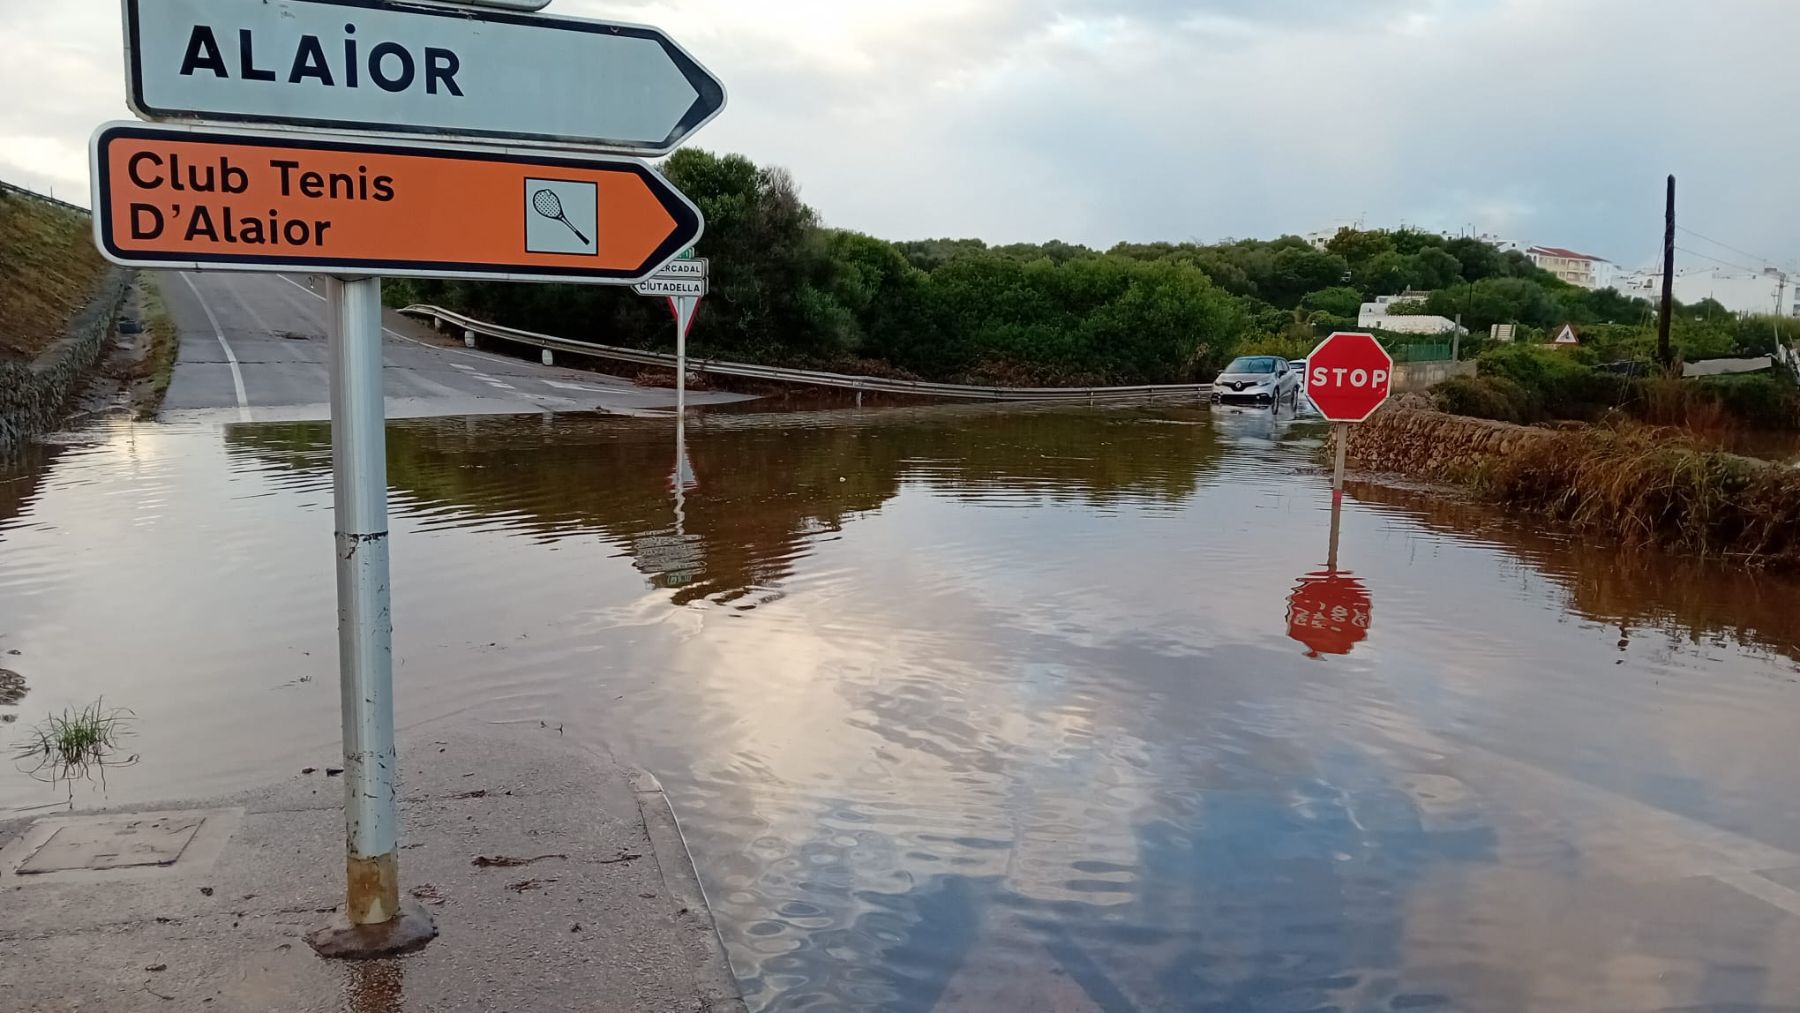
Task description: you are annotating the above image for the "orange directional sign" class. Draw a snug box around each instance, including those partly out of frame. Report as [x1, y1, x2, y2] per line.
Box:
[90, 122, 702, 284]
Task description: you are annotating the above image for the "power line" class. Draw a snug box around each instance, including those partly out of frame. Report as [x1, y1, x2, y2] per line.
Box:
[1675, 246, 1766, 274]
[1675, 226, 1787, 272]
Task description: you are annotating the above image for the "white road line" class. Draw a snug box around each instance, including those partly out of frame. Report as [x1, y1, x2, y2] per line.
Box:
[446, 356, 516, 391]
[276, 274, 589, 380]
[179, 273, 252, 423]
[273, 274, 577, 409]
[225, 281, 280, 336]
[277, 274, 462, 348]
[544, 379, 610, 393]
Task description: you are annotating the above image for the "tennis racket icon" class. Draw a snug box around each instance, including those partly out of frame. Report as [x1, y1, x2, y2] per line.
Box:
[531, 189, 590, 245]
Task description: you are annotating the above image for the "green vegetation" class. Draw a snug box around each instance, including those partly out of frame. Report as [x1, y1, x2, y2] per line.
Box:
[0, 189, 109, 361]
[388, 149, 1782, 386]
[134, 281, 180, 419]
[1433, 344, 1800, 430]
[11, 698, 138, 800]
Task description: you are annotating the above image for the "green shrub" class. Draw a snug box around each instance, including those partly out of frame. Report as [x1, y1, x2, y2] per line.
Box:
[1476, 344, 1630, 420]
[1233, 335, 1315, 361]
[1433, 375, 1532, 423]
[1695, 373, 1800, 430]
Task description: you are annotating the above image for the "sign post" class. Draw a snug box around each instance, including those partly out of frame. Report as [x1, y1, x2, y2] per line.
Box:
[100, 0, 721, 960]
[309, 274, 435, 954]
[674, 295, 697, 417]
[635, 252, 706, 420]
[1303, 332, 1394, 506]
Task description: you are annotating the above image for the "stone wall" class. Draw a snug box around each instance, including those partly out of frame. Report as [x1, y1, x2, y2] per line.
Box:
[1391, 359, 1476, 393]
[0, 268, 131, 456]
[1343, 396, 1557, 481]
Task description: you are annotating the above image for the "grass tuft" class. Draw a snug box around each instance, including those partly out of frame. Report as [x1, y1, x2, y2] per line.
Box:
[11, 698, 139, 802]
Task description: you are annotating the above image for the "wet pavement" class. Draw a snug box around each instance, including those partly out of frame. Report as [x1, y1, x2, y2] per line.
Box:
[155, 270, 751, 422]
[6, 402, 1800, 1010]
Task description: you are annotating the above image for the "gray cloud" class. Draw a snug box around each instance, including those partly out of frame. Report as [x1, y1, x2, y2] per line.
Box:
[4, 0, 1795, 269]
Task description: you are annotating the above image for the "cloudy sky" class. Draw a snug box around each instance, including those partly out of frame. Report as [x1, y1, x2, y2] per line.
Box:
[4, 0, 1796, 270]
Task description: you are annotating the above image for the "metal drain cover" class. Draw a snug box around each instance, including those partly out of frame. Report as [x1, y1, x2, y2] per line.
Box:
[17, 814, 205, 874]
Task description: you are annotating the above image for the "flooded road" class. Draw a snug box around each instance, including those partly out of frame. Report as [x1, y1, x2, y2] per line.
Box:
[6, 403, 1800, 1010]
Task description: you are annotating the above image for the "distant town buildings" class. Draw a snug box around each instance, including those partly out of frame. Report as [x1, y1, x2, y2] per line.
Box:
[1305, 224, 1795, 319]
[1525, 246, 1614, 290]
[1612, 267, 1796, 318]
[1358, 295, 1464, 335]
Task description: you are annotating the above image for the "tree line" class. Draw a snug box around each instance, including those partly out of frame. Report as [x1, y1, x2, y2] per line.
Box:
[386, 149, 1777, 386]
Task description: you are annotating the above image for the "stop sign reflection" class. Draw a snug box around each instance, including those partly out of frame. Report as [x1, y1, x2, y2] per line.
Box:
[1286, 569, 1373, 657]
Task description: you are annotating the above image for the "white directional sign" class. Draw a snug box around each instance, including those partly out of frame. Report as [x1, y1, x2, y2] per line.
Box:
[654, 259, 708, 278]
[634, 276, 707, 298]
[123, 0, 727, 155]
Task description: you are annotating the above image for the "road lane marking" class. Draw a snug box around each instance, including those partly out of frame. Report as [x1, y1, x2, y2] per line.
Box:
[178, 273, 252, 423]
[224, 280, 281, 337]
[273, 273, 638, 411]
[278, 274, 464, 351]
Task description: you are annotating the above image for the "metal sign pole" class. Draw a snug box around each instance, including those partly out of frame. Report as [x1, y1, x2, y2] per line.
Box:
[1327, 485, 1344, 573]
[676, 298, 689, 417]
[1332, 422, 1349, 506]
[309, 276, 436, 958]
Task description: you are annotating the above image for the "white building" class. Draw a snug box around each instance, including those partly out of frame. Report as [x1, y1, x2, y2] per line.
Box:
[1358, 295, 1464, 335]
[1525, 246, 1615, 290]
[1612, 267, 1796, 317]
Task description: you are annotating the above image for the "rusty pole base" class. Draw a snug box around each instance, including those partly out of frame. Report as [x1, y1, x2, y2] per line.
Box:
[305, 900, 439, 960]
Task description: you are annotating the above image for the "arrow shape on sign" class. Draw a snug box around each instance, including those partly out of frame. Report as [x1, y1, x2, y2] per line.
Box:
[91, 122, 703, 284]
[124, 0, 727, 156]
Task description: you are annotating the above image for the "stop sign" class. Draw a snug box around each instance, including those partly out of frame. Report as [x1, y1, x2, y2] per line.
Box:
[1305, 332, 1393, 423]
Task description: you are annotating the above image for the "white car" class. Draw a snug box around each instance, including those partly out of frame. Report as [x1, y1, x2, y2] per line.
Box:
[1211, 355, 1300, 408]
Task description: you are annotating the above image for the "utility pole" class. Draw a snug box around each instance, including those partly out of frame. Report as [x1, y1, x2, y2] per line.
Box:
[1657, 175, 1676, 372]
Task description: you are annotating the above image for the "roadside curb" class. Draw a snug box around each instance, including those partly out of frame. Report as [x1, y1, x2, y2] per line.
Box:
[630, 768, 747, 1013]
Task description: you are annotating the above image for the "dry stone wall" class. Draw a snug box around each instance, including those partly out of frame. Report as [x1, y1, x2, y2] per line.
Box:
[0, 268, 130, 455]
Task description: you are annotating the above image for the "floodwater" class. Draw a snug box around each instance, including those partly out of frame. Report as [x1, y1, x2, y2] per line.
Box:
[7, 402, 1800, 1011]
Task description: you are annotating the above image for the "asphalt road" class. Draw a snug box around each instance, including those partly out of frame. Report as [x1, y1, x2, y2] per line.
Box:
[155, 270, 747, 422]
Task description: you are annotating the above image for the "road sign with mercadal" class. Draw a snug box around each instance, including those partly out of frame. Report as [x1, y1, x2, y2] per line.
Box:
[90, 122, 702, 284]
[634, 276, 706, 298]
[122, 0, 727, 156]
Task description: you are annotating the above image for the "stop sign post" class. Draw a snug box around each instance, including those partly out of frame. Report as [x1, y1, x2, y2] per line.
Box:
[1305, 332, 1394, 504]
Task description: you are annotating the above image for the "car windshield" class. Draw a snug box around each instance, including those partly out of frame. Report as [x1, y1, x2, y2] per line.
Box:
[1223, 356, 1279, 374]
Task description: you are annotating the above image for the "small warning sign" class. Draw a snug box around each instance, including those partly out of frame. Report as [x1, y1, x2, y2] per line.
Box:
[1552, 324, 1580, 345]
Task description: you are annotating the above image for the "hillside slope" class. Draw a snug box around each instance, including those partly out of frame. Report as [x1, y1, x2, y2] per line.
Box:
[0, 186, 107, 361]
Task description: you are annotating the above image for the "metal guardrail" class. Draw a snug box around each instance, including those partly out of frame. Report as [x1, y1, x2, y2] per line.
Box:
[0, 179, 89, 216]
[400, 304, 1214, 402]
[1779, 342, 1800, 385]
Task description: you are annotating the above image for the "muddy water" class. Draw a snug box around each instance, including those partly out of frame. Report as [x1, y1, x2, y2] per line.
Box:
[6, 404, 1800, 1011]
